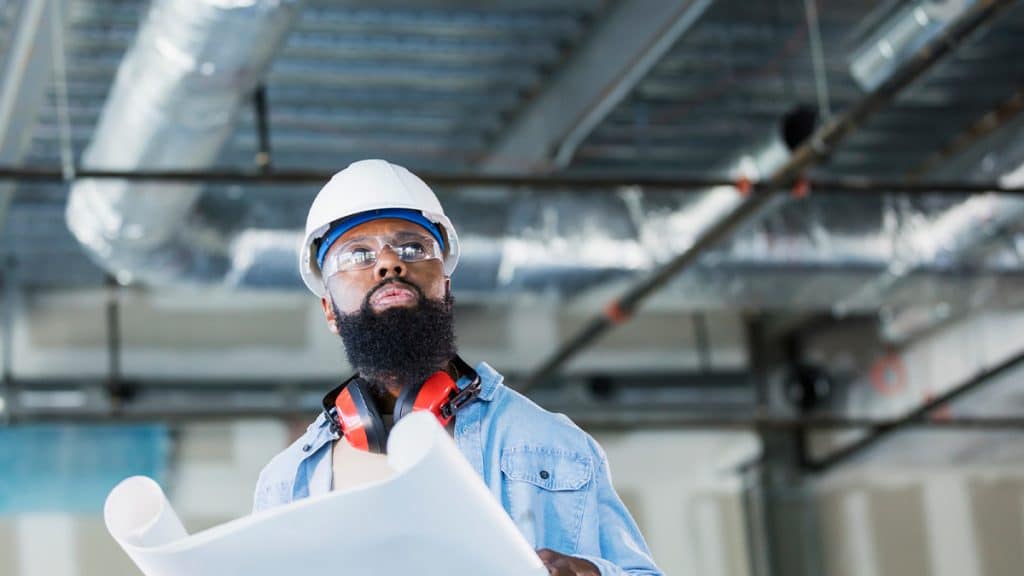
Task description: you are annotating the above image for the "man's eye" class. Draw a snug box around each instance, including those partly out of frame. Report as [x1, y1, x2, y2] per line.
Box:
[345, 248, 374, 264]
[398, 242, 427, 257]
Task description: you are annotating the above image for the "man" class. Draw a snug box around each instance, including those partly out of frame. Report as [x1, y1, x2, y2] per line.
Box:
[253, 159, 661, 576]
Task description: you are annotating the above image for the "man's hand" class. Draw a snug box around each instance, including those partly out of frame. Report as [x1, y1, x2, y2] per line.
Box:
[537, 548, 600, 576]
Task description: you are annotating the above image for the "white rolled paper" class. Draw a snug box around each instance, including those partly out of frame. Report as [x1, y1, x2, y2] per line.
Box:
[104, 412, 547, 576]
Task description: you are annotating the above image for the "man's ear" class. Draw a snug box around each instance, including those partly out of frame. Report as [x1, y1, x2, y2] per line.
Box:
[321, 295, 339, 334]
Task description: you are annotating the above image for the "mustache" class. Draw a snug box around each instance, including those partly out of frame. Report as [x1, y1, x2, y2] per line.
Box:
[363, 278, 426, 309]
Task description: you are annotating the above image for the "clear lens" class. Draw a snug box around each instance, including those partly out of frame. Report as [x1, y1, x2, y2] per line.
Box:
[322, 233, 443, 278]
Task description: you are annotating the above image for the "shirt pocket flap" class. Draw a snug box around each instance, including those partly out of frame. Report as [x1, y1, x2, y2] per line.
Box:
[500, 447, 592, 491]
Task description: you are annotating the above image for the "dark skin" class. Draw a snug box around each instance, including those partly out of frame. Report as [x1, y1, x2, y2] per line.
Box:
[320, 218, 599, 576]
[321, 218, 450, 413]
[537, 549, 601, 576]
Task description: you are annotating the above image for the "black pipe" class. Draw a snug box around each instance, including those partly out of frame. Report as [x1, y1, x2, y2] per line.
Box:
[0, 165, 1022, 196]
[0, 255, 15, 426]
[252, 84, 272, 172]
[911, 88, 1024, 179]
[104, 275, 120, 385]
[807, 347, 1024, 473]
[5, 408, 1024, 431]
[517, 0, 1017, 393]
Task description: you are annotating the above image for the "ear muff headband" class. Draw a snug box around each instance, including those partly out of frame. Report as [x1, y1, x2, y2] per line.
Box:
[393, 377, 424, 422]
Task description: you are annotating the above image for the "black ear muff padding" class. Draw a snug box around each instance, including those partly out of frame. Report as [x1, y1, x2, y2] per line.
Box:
[349, 379, 388, 454]
[393, 378, 426, 422]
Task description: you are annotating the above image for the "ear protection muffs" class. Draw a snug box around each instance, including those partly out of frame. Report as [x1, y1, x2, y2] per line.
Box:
[331, 378, 388, 453]
[393, 371, 459, 422]
[322, 356, 481, 454]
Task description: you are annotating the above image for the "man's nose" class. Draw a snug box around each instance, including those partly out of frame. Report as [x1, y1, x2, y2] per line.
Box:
[375, 245, 405, 279]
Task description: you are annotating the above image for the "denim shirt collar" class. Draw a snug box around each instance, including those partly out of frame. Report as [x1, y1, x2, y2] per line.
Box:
[472, 360, 502, 402]
[299, 360, 502, 460]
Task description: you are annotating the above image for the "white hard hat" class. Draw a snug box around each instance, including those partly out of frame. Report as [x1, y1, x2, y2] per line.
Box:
[299, 159, 460, 297]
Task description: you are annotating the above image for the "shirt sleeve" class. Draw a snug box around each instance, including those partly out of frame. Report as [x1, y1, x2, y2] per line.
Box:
[573, 438, 663, 576]
[251, 469, 270, 514]
[251, 465, 287, 514]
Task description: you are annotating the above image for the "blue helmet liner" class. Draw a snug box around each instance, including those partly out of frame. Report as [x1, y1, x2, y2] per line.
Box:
[316, 208, 446, 270]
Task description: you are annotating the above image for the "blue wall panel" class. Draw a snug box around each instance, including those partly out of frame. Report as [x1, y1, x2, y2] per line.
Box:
[0, 424, 169, 514]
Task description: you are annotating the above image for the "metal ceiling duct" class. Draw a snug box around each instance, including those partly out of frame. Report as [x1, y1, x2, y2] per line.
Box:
[65, 0, 301, 286]
[834, 146, 1024, 328]
[458, 110, 818, 296]
[849, 0, 976, 92]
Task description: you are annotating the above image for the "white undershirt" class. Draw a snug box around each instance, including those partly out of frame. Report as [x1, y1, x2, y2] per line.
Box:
[330, 417, 456, 491]
[330, 436, 396, 491]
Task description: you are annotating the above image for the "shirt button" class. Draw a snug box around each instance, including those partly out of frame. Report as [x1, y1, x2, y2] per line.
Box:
[302, 443, 312, 452]
[539, 470, 550, 480]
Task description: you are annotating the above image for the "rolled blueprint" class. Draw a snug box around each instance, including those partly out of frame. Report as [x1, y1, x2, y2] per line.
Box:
[105, 412, 548, 576]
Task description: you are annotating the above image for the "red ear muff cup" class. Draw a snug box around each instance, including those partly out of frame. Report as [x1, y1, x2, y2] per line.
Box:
[335, 386, 368, 451]
[413, 372, 459, 426]
[336, 380, 387, 454]
[394, 371, 458, 425]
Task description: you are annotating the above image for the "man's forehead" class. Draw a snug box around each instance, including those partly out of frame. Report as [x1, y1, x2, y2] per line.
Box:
[336, 218, 431, 242]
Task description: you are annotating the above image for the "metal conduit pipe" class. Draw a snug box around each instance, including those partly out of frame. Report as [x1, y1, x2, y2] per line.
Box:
[3, 166, 1024, 195]
[518, 0, 1017, 392]
[64, 0, 301, 286]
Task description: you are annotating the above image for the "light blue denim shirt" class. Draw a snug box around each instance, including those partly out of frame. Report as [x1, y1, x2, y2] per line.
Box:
[253, 362, 662, 576]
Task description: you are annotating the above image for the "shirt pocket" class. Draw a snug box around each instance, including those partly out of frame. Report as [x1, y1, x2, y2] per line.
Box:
[500, 446, 593, 553]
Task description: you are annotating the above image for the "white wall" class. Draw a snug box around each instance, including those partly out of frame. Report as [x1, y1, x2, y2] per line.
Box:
[593, 430, 760, 576]
[816, 467, 1024, 576]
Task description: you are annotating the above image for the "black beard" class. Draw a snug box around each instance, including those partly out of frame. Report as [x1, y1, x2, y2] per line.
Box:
[334, 279, 457, 395]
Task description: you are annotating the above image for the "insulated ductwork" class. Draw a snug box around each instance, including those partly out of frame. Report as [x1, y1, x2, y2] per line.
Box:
[629, 106, 817, 264]
[475, 134, 799, 293]
[849, 0, 976, 92]
[834, 152, 1024, 328]
[66, 0, 301, 286]
[490, 106, 822, 291]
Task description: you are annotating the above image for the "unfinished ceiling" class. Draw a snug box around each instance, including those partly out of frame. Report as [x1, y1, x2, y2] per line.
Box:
[0, 0, 1022, 319]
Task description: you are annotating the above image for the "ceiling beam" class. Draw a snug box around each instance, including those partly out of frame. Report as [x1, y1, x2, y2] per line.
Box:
[480, 0, 714, 173]
[0, 0, 67, 233]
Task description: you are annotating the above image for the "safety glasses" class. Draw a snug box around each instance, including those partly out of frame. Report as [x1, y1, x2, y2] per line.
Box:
[321, 232, 444, 278]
